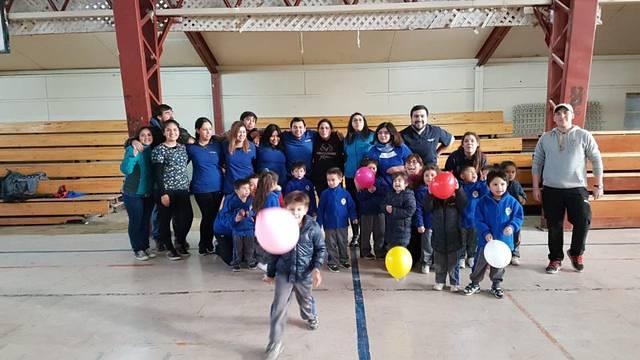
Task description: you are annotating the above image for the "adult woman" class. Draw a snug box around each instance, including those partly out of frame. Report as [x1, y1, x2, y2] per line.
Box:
[151, 120, 193, 260]
[186, 117, 225, 255]
[256, 124, 287, 187]
[367, 122, 412, 191]
[343, 112, 374, 245]
[444, 131, 487, 180]
[311, 119, 344, 194]
[121, 126, 155, 261]
[223, 121, 256, 194]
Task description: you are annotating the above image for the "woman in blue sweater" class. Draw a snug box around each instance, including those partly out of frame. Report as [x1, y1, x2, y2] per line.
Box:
[222, 121, 256, 194]
[367, 122, 412, 192]
[343, 112, 374, 246]
[257, 124, 287, 187]
[187, 117, 225, 255]
[121, 126, 155, 261]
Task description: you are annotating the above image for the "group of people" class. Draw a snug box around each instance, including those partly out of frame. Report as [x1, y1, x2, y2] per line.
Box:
[120, 102, 603, 360]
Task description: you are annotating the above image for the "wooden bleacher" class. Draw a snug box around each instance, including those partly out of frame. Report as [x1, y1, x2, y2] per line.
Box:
[0, 120, 127, 225]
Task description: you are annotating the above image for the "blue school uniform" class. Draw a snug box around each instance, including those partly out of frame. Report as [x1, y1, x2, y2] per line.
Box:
[460, 180, 489, 229]
[475, 193, 524, 250]
[222, 141, 256, 194]
[284, 177, 317, 215]
[317, 186, 357, 230]
[282, 130, 316, 174]
[366, 142, 412, 191]
[186, 141, 224, 194]
[257, 145, 287, 187]
[413, 184, 432, 229]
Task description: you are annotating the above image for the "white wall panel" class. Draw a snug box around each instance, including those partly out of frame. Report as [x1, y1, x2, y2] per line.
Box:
[389, 66, 474, 92]
[221, 71, 305, 96]
[47, 99, 126, 120]
[0, 76, 47, 100]
[304, 68, 388, 95]
[0, 101, 49, 122]
[45, 73, 123, 99]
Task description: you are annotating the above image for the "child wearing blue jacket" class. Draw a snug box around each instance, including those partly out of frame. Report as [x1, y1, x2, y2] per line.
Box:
[464, 169, 524, 299]
[317, 168, 357, 273]
[356, 159, 385, 260]
[413, 164, 439, 273]
[459, 165, 490, 269]
[229, 178, 257, 271]
[284, 162, 317, 216]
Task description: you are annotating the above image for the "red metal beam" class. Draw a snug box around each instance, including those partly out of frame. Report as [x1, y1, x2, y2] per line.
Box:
[544, 0, 598, 130]
[475, 27, 511, 67]
[185, 31, 224, 133]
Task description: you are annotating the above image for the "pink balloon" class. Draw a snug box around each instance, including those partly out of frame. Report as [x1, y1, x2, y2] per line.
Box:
[430, 171, 457, 200]
[256, 208, 300, 255]
[355, 167, 376, 188]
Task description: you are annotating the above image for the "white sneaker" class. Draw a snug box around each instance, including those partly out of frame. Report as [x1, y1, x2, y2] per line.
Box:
[511, 257, 521, 266]
[421, 264, 430, 274]
[450, 285, 460, 293]
[433, 283, 444, 291]
[265, 341, 284, 360]
[257, 262, 268, 273]
[144, 248, 157, 258]
[134, 251, 149, 261]
[458, 258, 466, 269]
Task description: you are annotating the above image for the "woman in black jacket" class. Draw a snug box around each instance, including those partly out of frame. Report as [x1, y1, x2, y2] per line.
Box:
[311, 119, 345, 195]
[424, 187, 467, 291]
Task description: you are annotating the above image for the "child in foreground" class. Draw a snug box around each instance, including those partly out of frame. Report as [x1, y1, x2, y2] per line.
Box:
[264, 191, 327, 360]
[463, 169, 524, 299]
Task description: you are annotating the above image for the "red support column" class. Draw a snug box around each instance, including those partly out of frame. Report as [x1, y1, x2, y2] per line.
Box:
[543, 0, 598, 130]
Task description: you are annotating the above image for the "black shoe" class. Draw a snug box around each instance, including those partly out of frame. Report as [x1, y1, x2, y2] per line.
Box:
[232, 264, 241, 272]
[167, 251, 181, 261]
[248, 263, 258, 270]
[328, 265, 340, 273]
[567, 250, 584, 272]
[342, 262, 351, 269]
[177, 247, 191, 257]
[463, 283, 480, 296]
[364, 253, 376, 260]
[156, 243, 166, 252]
[489, 287, 504, 299]
[307, 318, 319, 330]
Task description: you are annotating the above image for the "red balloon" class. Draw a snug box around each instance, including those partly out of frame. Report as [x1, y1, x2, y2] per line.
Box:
[430, 171, 457, 199]
[354, 167, 376, 189]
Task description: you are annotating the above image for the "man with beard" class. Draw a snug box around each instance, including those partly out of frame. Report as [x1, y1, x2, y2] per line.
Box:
[400, 105, 453, 166]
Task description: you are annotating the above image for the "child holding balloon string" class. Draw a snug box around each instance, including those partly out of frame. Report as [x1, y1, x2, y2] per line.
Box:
[463, 169, 524, 299]
[264, 191, 327, 360]
[413, 164, 439, 274]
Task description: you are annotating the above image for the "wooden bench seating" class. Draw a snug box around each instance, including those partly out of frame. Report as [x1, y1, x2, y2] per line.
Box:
[0, 120, 128, 225]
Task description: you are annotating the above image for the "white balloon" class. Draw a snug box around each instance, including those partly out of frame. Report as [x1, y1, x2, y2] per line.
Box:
[483, 240, 512, 268]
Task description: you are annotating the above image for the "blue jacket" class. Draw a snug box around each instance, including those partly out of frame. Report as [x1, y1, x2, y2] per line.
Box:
[120, 145, 153, 196]
[222, 141, 256, 194]
[282, 130, 316, 174]
[186, 141, 224, 194]
[355, 177, 385, 215]
[284, 177, 317, 215]
[507, 179, 527, 203]
[367, 142, 412, 191]
[257, 145, 287, 187]
[413, 184, 432, 229]
[214, 193, 237, 236]
[475, 193, 524, 251]
[317, 186, 357, 230]
[264, 191, 281, 209]
[344, 132, 374, 178]
[460, 180, 489, 229]
[400, 124, 453, 165]
[267, 215, 327, 283]
[228, 195, 255, 237]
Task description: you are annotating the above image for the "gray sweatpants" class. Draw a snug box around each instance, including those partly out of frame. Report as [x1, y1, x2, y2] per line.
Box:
[325, 227, 349, 265]
[469, 247, 506, 288]
[360, 213, 385, 258]
[269, 274, 317, 345]
[232, 235, 256, 267]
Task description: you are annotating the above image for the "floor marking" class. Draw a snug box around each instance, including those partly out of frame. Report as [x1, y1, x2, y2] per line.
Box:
[350, 247, 371, 360]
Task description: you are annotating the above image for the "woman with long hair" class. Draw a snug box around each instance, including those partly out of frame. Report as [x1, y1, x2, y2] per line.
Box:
[444, 131, 487, 180]
[366, 122, 412, 191]
[256, 124, 287, 187]
[222, 120, 256, 194]
[311, 119, 345, 195]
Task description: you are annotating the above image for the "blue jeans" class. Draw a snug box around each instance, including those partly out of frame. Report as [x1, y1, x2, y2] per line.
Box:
[151, 204, 160, 240]
[123, 193, 154, 253]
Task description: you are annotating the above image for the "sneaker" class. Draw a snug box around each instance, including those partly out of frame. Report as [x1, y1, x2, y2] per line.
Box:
[466, 257, 475, 268]
[328, 265, 340, 273]
[342, 262, 351, 269]
[265, 341, 284, 360]
[167, 251, 182, 261]
[433, 283, 444, 291]
[364, 253, 376, 260]
[511, 256, 521, 266]
[232, 264, 241, 272]
[349, 235, 360, 247]
[177, 247, 191, 257]
[248, 263, 258, 270]
[156, 242, 166, 252]
[567, 250, 584, 272]
[420, 264, 430, 274]
[545, 260, 561, 274]
[307, 318, 319, 330]
[463, 283, 481, 296]
[458, 258, 466, 269]
[144, 248, 157, 259]
[489, 287, 504, 299]
[450, 285, 460, 293]
[257, 262, 268, 273]
[134, 250, 149, 261]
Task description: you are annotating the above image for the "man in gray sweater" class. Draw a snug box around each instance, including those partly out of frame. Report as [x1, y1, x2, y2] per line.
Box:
[532, 103, 604, 274]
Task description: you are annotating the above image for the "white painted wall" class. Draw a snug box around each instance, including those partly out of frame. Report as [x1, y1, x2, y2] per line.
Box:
[1, 56, 639, 131]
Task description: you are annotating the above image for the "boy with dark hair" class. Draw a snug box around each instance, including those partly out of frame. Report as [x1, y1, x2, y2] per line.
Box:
[464, 169, 524, 299]
[317, 167, 358, 272]
[283, 161, 317, 215]
[229, 178, 256, 271]
[264, 191, 327, 360]
[458, 164, 489, 269]
[500, 160, 527, 265]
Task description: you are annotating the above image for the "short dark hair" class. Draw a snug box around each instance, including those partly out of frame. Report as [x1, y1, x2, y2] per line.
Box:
[289, 117, 306, 129]
[153, 104, 173, 118]
[375, 122, 403, 147]
[234, 178, 251, 190]
[284, 191, 310, 207]
[410, 105, 429, 117]
[482, 163, 500, 172]
[460, 164, 477, 174]
[391, 171, 409, 182]
[360, 158, 378, 167]
[487, 169, 508, 185]
[290, 161, 306, 172]
[326, 167, 343, 178]
[163, 119, 181, 129]
[240, 111, 257, 122]
[423, 163, 439, 172]
[247, 173, 260, 181]
[500, 160, 518, 170]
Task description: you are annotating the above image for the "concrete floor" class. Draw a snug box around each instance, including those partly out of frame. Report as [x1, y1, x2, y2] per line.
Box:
[0, 219, 638, 360]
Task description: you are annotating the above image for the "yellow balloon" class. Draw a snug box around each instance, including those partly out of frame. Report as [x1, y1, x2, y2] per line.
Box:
[385, 246, 413, 280]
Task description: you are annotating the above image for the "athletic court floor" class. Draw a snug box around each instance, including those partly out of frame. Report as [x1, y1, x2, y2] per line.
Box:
[0, 218, 638, 360]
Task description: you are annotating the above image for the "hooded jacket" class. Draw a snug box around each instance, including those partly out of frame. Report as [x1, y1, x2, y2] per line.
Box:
[475, 193, 524, 251]
[424, 188, 467, 254]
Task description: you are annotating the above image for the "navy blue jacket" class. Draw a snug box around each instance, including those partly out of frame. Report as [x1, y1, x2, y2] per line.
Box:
[413, 184, 432, 229]
[317, 186, 357, 230]
[382, 189, 416, 247]
[475, 193, 524, 251]
[355, 178, 385, 215]
[424, 189, 467, 254]
[257, 145, 287, 187]
[227, 195, 255, 237]
[267, 215, 327, 283]
[282, 130, 316, 174]
[460, 180, 489, 229]
[507, 179, 527, 204]
[214, 193, 238, 236]
[284, 177, 317, 215]
[444, 149, 488, 180]
[400, 124, 453, 165]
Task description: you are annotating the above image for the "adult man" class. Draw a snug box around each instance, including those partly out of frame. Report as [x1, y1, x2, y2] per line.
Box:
[240, 111, 258, 132]
[281, 117, 316, 174]
[532, 103, 603, 274]
[400, 105, 453, 165]
[130, 104, 193, 150]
